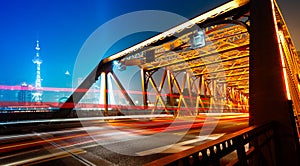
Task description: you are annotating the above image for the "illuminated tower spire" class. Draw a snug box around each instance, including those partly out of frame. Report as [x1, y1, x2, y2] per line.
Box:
[32, 40, 43, 102]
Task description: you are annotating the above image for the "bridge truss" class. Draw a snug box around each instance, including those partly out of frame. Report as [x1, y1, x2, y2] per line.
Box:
[60, 0, 300, 124]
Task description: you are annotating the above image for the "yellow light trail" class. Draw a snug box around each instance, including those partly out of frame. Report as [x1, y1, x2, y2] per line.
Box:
[271, 0, 291, 100]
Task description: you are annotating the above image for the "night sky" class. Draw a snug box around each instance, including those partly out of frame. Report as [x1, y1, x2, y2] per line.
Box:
[0, 0, 299, 88]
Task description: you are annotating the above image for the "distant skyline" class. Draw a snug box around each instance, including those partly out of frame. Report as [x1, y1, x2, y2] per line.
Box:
[0, 0, 227, 88]
[0, 0, 299, 88]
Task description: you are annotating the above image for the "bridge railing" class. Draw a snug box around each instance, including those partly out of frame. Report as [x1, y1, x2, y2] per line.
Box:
[144, 122, 276, 166]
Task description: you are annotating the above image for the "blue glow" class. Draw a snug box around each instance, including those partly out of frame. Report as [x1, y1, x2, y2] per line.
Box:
[113, 60, 119, 66]
[0, 0, 229, 89]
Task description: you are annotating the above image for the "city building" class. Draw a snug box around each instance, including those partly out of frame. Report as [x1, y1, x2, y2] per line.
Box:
[31, 40, 43, 103]
[17, 82, 31, 105]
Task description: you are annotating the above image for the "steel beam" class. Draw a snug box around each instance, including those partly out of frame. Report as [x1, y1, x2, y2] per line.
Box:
[141, 69, 148, 108]
[250, 0, 299, 165]
[110, 72, 135, 106]
[102, 72, 108, 116]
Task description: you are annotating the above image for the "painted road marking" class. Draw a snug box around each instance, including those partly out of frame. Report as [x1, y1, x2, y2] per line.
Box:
[136, 133, 225, 156]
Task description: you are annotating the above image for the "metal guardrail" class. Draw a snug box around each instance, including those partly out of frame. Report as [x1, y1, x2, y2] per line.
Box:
[144, 122, 276, 166]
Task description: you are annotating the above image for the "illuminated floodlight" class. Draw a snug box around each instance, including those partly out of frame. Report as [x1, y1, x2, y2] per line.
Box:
[113, 60, 119, 66]
[113, 60, 126, 71]
[192, 29, 205, 48]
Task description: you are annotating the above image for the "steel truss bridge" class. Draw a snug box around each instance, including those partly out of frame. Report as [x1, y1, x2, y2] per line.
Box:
[59, 0, 299, 164]
[62, 0, 298, 121]
[0, 0, 300, 165]
[63, 1, 252, 116]
[59, 0, 300, 165]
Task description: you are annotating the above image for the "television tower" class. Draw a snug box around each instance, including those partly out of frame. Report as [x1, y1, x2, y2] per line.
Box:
[32, 40, 43, 103]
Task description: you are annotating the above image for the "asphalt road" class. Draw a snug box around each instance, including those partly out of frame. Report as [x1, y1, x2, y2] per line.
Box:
[0, 113, 249, 166]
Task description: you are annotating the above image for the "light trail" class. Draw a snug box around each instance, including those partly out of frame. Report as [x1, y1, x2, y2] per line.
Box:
[0, 114, 173, 125]
[0, 84, 213, 98]
[0, 101, 247, 112]
[0, 114, 248, 153]
[34, 132, 97, 166]
[0, 126, 109, 141]
[0, 84, 248, 113]
[0, 113, 249, 165]
[4, 149, 86, 166]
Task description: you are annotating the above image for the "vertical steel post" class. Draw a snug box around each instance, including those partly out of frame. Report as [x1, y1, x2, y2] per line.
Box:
[167, 69, 176, 115]
[186, 72, 194, 109]
[250, 0, 299, 165]
[141, 69, 148, 108]
[197, 76, 205, 113]
[103, 72, 108, 116]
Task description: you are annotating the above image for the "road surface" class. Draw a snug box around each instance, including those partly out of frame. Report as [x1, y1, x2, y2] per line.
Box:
[0, 113, 248, 165]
